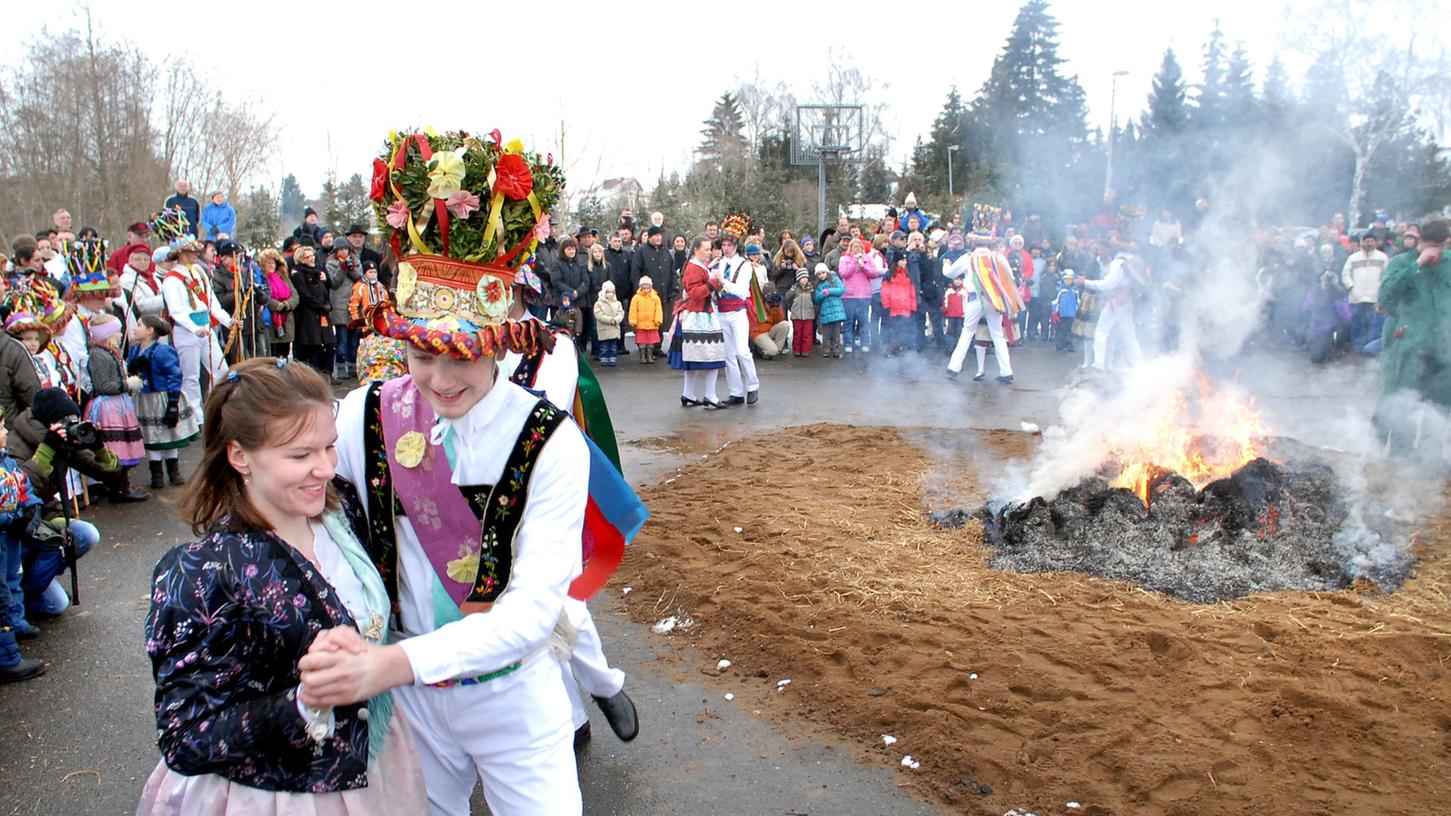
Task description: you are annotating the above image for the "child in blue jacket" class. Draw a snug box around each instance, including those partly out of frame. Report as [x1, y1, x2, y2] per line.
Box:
[1053, 271, 1080, 352]
[0, 409, 44, 683]
[812, 263, 846, 358]
[128, 316, 199, 489]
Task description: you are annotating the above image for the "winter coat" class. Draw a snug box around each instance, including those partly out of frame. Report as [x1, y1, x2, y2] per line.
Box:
[87, 347, 128, 397]
[679, 261, 721, 313]
[199, 202, 238, 240]
[348, 280, 390, 326]
[262, 271, 300, 345]
[289, 262, 334, 347]
[630, 243, 676, 306]
[605, 247, 634, 303]
[0, 334, 41, 433]
[837, 252, 883, 300]
[163, 193, 201, 236]
[898, 208, 929, 233]
[8, 405, 120, 502]
[812, 274, 847, 324]
[326, 256, 364, 326]
[628, 289, 664, 332]
[750, 304, 787, 339]
[586, 262, 611, 307]
[551, 255, 591, 307]
[910, 250, 938, 305]
[771, 258, 805, 296]
[880, 270, 918, 318]
[943, 287, 967, 318]
[1340, 249, 1388, 304]
[131, 341, 184, 394]
[785, 282, 816, 320]
[1376, 251, 1451, 418]
[593, 297, 625, 341]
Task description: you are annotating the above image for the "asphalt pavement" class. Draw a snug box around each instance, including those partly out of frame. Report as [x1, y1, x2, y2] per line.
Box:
[0, 338, 1377, 815]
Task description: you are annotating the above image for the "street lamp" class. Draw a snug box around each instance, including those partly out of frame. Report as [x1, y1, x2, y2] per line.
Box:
[1104, 70, 1129, 197]
[947, 144, 959, 198]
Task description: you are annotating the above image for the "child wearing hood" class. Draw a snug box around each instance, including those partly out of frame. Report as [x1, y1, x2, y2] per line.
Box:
[84, 313, 147, 488]
[811, 263, 846, 358]
[785, 269, 817, 357]
[593, 280, 625, 366]
[128, 315, 199, 488]
[628, 276, 664, 364]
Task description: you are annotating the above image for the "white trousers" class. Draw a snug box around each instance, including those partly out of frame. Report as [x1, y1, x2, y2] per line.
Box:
[395, 653, 581, 816]
[1093, 302, 1143, 370]
[561, 597, 627, 729]
[172, 330, 228, 422]
[947, 299, 1012, 376]
[718, 310, 758, 397]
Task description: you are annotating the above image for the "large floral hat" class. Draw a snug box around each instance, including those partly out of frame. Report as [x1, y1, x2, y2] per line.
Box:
[371, 128, 565, 359]
[969, 203, 1002, 241]
[3, 282, 69, 340]
[62, 238, 118, 301]
[720, 213, 753, 240]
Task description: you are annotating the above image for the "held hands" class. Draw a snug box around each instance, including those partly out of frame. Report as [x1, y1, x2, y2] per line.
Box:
[298, 627, 414, 708]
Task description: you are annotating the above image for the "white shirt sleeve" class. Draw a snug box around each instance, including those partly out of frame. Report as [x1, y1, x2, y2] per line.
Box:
[535, 337, 580, 411]
[160, 275, 191, 323]
[720, 259, 753, 298]
[397, 421, 588, 684]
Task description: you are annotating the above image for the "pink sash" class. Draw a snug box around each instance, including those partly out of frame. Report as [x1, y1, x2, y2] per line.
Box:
[379, 376, 481, 606]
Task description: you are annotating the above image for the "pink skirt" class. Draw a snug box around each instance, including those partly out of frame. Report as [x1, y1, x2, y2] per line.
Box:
[135, 713, 428, 816]
[86, 394, 145, 466]
[633, 329, 661, 345]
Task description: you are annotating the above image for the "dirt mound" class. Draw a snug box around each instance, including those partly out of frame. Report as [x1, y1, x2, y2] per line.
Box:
[619, 423, 1451, 816]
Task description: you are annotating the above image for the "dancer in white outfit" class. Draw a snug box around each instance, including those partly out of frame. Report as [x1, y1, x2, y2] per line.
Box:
[1082, 251, 1145, 371]
[160, 238, 230, 421]
[711, 225, 761, 406]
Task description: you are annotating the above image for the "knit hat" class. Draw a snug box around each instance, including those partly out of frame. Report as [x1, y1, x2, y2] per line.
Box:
[799, 235, 814, 248]
[796, 269, 810, 280]
[152, 246, 172, 264]
[32, 387, 81, 425]
[814, 263, 829, 274]
[637, 276, 653, 288]
[904, 191, 918, 207]
[1062, 270, 1075, 282]
[646, 226, 663, 237]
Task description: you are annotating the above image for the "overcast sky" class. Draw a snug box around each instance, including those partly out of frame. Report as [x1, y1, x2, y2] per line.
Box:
[11, 0, 1331, 199]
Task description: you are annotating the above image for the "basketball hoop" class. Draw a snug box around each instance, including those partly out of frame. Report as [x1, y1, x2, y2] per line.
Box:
[792, 104, 864, 234]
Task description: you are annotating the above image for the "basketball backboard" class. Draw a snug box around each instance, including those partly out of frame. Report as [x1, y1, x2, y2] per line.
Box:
[791, 104, 864, 166]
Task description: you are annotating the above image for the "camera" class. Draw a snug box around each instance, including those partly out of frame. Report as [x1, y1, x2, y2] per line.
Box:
[61, 418, 102, 451]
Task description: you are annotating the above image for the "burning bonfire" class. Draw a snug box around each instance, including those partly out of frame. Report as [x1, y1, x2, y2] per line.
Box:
[934, 374, 1414, 603]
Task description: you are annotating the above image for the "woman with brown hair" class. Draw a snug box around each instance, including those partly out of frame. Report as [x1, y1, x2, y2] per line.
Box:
[771, 237, 809, 294]
[258, 248, 300, 359]
[289, 245, 334, 375]
[137, 357, 426, 815]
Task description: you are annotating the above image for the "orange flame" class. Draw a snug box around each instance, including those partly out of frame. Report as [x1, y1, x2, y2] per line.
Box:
[1108, 373, 1269, 505]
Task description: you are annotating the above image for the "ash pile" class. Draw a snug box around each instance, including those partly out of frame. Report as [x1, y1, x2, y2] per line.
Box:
[934, 458, 1414, 603]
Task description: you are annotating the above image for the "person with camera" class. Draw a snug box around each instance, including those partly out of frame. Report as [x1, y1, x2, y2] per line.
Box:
[327, 243, 365, 381]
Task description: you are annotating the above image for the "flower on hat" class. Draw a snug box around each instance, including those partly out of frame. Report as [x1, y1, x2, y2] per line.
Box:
[426, 149, 467, 199]
[370, 158, 390, 202]
[445, 189, 482, 220]
[385, 200, 412, 230]
[494, 153, 533, 201]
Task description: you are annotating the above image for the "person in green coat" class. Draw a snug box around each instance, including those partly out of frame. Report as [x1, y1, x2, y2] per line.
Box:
[1374, 219, 1451, 452]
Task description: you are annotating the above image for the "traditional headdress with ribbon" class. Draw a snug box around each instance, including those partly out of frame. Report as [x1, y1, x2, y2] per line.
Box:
[969, 204, 1002, 242]
[149, 209, 190, 243]
[3, 283, 69, 341]
[720, 213, 752, 240]
[370, 128, 565, 359]
[62, 238, 118, 301]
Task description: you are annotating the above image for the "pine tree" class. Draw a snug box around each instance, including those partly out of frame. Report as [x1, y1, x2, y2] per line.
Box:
[235, 185, 280, 249]
[1222, 43, 1258, 132]
[1144, 49, 1189, 135]
[971, 0, 1090, 219]
[910, 86, 968, 197]
[336, 173, 372, 230]
[278, 173, 306, 222]
[697, 92, 748, 163]
[1260, 57, 1293, 131]
[314, 174, 342, 233]
[1193, 24, 1227, 130]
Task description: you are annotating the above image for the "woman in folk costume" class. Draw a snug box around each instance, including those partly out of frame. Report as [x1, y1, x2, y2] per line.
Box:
[668, 235, 728, 408]
[59, 237, 122, 397]
[83, 313, 147, 492]
[306, 129, 595, 815]
[944, 205, 1022, 384]
[3, 287, 69, 391]
[137, 358, 428, 816]
[160, 233, 231, 424]
[501, 265, 641, 750]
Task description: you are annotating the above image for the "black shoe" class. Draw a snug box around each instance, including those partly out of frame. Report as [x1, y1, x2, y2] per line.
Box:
[14, 623, 40, 641]
[0, 657, 45, 684]
[109, 487, 150, 504]
[997, 375, 1014, 384]
[680, 396, 703, 408]
[725, 395, 745, 406]
[573, 721, 592, 750]
[166, 459, 187, 486]
[973, 373, 986, 382]
[703, 400, 730, 410]
[149, 461, 165, 489]
[946, 370, 959, 380]
[593, 690, 639, 742]
[746, 390, 758, 406]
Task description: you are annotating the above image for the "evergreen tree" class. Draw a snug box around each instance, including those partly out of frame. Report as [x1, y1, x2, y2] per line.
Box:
[1260, 57, 1294, 131]
[910, 86, 969, 197]
[278, 173, 306, 222]
[314, 174, 342, 233]
[235, 185, 280, 250]
[697, 92, 748, 163]
[971, 0, 1090, 220]
[1193, 24, 1228, 130]
[1222, 43, 1259, 132]
[1143, 49, 1189, 136]
[336, 172, 372, 230]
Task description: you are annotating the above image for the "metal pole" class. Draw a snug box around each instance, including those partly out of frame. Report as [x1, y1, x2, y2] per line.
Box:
[947, 145, 958, 198]
[817, 153, 826, 238]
